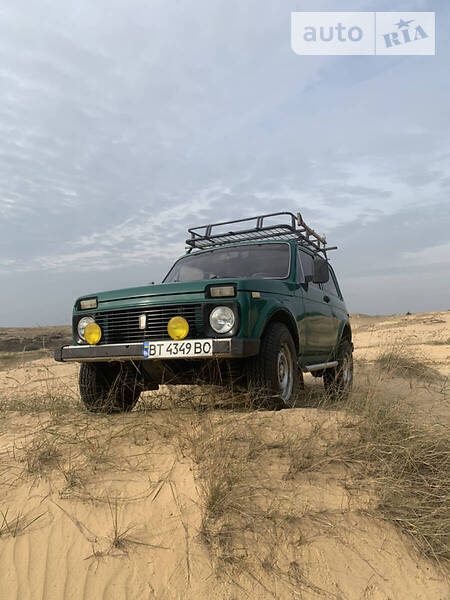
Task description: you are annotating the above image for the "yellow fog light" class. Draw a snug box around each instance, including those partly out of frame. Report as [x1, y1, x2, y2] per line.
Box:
[84, 322, 102, 345]
[167, 316, 189, 340]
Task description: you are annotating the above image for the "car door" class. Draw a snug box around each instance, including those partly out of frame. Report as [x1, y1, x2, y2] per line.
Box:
[321, 264, 346, 352]
[295, 249, 336, 364]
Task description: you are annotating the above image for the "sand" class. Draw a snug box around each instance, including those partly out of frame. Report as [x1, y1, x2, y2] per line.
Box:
[352, 311, 450, 376]
[0, 312, 448, 599]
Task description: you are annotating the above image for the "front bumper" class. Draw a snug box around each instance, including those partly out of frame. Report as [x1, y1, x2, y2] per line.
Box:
[54, 338, 260, 363]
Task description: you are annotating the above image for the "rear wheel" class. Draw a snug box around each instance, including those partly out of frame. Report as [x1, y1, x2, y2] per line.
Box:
[323, 339, 353, 399]
[79, 362, 143, 413]
[247, 322, 300, 409]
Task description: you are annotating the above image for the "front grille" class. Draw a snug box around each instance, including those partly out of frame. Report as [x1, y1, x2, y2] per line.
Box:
[94, 304, 204, 344]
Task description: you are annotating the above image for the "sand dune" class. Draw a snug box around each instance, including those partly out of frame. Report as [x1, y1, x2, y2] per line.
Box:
[0, 312, 448, 599]
[352, 311, 450, 376]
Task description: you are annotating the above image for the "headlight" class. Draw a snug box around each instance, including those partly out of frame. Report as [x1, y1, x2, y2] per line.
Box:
[209, 306, 235, 334]
[77, 316, 95, 341]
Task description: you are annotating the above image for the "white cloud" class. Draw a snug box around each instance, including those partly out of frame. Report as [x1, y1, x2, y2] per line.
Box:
[401, 242, 450, 267]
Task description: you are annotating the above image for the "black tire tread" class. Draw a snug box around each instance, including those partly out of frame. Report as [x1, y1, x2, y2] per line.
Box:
[247, 322, 299, 409]
[79, 362, 142, 413]
[323, 339, 353, 399]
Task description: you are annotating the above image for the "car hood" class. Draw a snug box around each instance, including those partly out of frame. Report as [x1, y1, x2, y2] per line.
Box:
[76, 278, 293, 311]
[81, 281, 208, 308]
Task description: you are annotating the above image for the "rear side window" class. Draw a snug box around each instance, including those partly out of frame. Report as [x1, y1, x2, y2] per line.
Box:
[323, 266, 342, 298]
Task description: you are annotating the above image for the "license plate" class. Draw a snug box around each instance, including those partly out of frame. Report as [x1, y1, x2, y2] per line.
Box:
[142, 339, 213, 359]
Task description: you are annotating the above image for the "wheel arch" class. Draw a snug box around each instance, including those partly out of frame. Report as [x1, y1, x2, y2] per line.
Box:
[340, 321, 352, 344]
[260, 308, 299, 353]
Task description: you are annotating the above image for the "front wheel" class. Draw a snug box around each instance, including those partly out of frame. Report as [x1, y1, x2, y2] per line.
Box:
[247, 322, 300, 409]
[79, 362, 143, 413]
[323, 339, 353, 399]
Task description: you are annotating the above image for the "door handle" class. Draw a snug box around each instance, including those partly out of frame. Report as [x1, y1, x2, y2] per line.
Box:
[323, 295, 330, 303]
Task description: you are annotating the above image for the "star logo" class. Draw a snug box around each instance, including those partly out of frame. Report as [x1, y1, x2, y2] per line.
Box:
[395, 19, 415, 29]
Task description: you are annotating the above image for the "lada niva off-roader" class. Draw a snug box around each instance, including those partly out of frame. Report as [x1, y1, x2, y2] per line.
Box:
[55, 212, 353, 412]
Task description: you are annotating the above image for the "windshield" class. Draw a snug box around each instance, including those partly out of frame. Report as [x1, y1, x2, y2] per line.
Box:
[164, 243, 290, 283]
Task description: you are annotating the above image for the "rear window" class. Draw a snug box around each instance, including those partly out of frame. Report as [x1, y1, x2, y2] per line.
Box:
[164, 243, 290, 282]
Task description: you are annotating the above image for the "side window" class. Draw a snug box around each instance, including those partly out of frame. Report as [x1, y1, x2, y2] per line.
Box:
[298, 250, 321, 289]
[322, 266, 341, 298]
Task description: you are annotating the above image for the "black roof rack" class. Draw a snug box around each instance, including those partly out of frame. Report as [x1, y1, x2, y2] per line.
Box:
[186, 212, 337, 257]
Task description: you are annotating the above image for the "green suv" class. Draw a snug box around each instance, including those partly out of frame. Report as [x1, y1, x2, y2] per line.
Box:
[55, 212, 353, 411]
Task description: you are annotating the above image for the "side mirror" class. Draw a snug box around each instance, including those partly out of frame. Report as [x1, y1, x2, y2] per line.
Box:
[312, 257, 329, 284]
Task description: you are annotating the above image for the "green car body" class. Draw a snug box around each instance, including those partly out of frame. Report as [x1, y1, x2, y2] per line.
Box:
[55, 230, 353, 411]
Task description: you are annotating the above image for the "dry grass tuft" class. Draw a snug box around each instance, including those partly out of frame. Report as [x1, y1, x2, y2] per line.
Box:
[282, 422, 329, 479]
[60, 463, 87, 492]
[105, 498, 148, 554]
[0, 390, 79, 417]
[340, 385, 450, 561]
[0, 508, 45, 538]
[17, 434, 61, 475]
[427, 337, 450, 346]
[375, 345, 442, 382]
[175, 414, 265, 572]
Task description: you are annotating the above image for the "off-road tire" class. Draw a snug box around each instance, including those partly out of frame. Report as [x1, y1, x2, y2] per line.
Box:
[247, 322, 300, 409]
[323, 339, 353, 399]
[79, 362, 143, 413]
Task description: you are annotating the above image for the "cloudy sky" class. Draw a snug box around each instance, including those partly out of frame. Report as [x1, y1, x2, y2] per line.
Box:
[1, 0, 449, 325]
